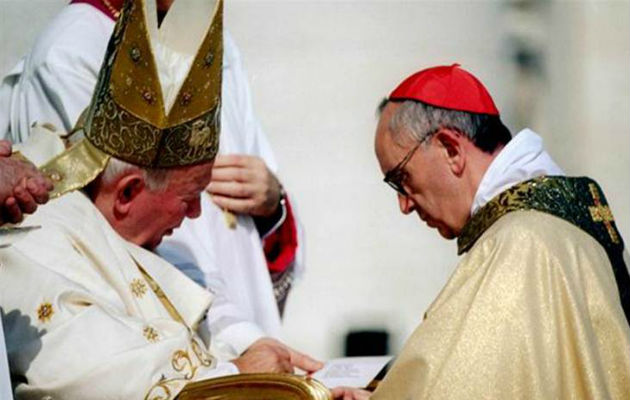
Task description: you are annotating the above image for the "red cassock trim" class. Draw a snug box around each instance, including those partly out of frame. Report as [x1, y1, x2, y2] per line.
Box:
[263, 197, 298, 273]
[70, 0, 121, 21]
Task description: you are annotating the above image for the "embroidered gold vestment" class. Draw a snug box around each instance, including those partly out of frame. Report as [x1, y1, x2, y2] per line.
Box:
[372, 177, 630, 399]
[0, 188, 222, 399]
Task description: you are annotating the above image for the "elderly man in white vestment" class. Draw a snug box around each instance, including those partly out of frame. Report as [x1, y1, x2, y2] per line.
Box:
[0, 0, 305, 360]
[352, 65, 630, 399]
[0, 1, 319, 399]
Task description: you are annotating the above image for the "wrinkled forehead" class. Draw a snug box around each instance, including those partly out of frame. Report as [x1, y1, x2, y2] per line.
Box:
[168, 161, 213, 192]
[375, 103, 414, 170]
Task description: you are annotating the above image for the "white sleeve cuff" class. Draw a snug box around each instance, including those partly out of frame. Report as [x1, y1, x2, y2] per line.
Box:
[208, 320, 267, 359]
[196, 361, 240, 380]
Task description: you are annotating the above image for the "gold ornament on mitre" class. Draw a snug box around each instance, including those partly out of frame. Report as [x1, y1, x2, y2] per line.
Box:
[41, 0, 223, 198]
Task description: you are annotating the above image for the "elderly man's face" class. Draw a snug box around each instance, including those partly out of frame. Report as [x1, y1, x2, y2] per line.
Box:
[125, 162, 213, 249]
[375, 103, 468, 239]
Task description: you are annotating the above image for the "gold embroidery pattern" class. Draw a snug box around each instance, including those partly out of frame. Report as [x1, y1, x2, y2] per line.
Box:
[130, 278, 148, 298]
[88, 92, 220, 167]
[83, 0, 222, 169]
[588, 183, 620, 244]
[37, 302, 54, 323]
[190, 337, 213, 367]
[143, 326, 160, 343]
[144, 337, 216, 400]
[458, 176, 624, 255]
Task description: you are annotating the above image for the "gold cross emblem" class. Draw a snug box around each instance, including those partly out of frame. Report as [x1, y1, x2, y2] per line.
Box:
[37, 302, 54, 323]
[143, 326, 160, 343]
[588, 183, 620, 244]
[130, 278, 148, 298]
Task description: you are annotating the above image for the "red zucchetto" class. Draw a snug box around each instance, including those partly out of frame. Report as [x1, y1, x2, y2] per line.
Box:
[389, 64, 499, 116]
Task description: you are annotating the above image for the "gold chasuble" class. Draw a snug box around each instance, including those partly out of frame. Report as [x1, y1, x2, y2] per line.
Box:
[372, 177, 630, 399]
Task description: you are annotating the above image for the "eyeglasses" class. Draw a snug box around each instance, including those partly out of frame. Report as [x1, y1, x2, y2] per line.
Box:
[383, 143, 421, 195]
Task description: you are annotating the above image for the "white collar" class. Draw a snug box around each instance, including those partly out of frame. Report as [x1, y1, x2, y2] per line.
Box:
[471, 128, 564, 215]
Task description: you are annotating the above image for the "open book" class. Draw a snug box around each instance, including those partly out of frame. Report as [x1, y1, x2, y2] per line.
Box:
[311, 356, 392, 389]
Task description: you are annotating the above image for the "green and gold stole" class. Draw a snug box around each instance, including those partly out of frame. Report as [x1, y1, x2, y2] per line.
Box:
[458, 176, 630, 325]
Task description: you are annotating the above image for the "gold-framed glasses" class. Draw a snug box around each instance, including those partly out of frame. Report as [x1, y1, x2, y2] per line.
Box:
[383, 143, 421, 195]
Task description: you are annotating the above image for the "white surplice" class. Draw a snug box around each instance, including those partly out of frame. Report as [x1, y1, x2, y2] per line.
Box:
[0, 2, 304, 358]
[471, 128, 564, 214]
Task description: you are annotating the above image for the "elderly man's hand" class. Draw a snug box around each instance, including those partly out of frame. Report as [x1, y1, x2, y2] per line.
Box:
[331, 387, 372, 400]
[207, 154, 281, 217]
[0, 140, 53, 225]
[232, 337, 323, 374]
[0, 140, 12, 157]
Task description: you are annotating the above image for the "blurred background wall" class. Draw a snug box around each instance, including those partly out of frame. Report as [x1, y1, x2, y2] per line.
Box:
[1, 0, 628, 360]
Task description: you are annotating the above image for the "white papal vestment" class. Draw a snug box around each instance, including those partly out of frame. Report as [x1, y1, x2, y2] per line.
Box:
[0, 2, 304, 358]
[0, 126, 237, 399]
[0, 187, 237, 399]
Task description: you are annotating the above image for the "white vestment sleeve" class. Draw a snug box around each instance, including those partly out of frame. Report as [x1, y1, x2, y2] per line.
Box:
[158, 32, 305, 357]
[0, 4, 111, 142]
[222, 33, 306, 280]
[221, 32, 277, 172]
[24, 60, 99, 133]
[157, 200, 267, 358]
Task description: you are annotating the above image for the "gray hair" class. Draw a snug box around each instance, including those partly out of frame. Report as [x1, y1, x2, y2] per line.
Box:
[379, 99, 511, 153]
[101, 157, 171, 192]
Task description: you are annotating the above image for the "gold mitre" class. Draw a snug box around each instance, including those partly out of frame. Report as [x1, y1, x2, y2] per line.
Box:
[41, 0, 223, 198]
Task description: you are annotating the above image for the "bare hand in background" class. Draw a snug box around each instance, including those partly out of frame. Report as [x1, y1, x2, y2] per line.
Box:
[0, 140, 53, 225]
[232, 337, 323, 374]
[207, 154, 281, 217]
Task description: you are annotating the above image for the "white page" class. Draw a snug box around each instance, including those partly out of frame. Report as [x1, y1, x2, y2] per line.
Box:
[311, 356, 392, 389]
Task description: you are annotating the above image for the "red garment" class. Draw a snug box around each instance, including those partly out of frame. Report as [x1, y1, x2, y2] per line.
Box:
[263, 198, 298, 273]
[70, 0, 121, 21]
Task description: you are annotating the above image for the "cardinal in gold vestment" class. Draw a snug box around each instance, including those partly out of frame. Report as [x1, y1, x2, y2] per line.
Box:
[372, 64, 630, 399]
[373, 208, 630, 399]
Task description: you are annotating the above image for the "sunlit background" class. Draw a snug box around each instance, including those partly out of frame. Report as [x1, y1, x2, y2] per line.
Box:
[1, 0, 628, 360]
